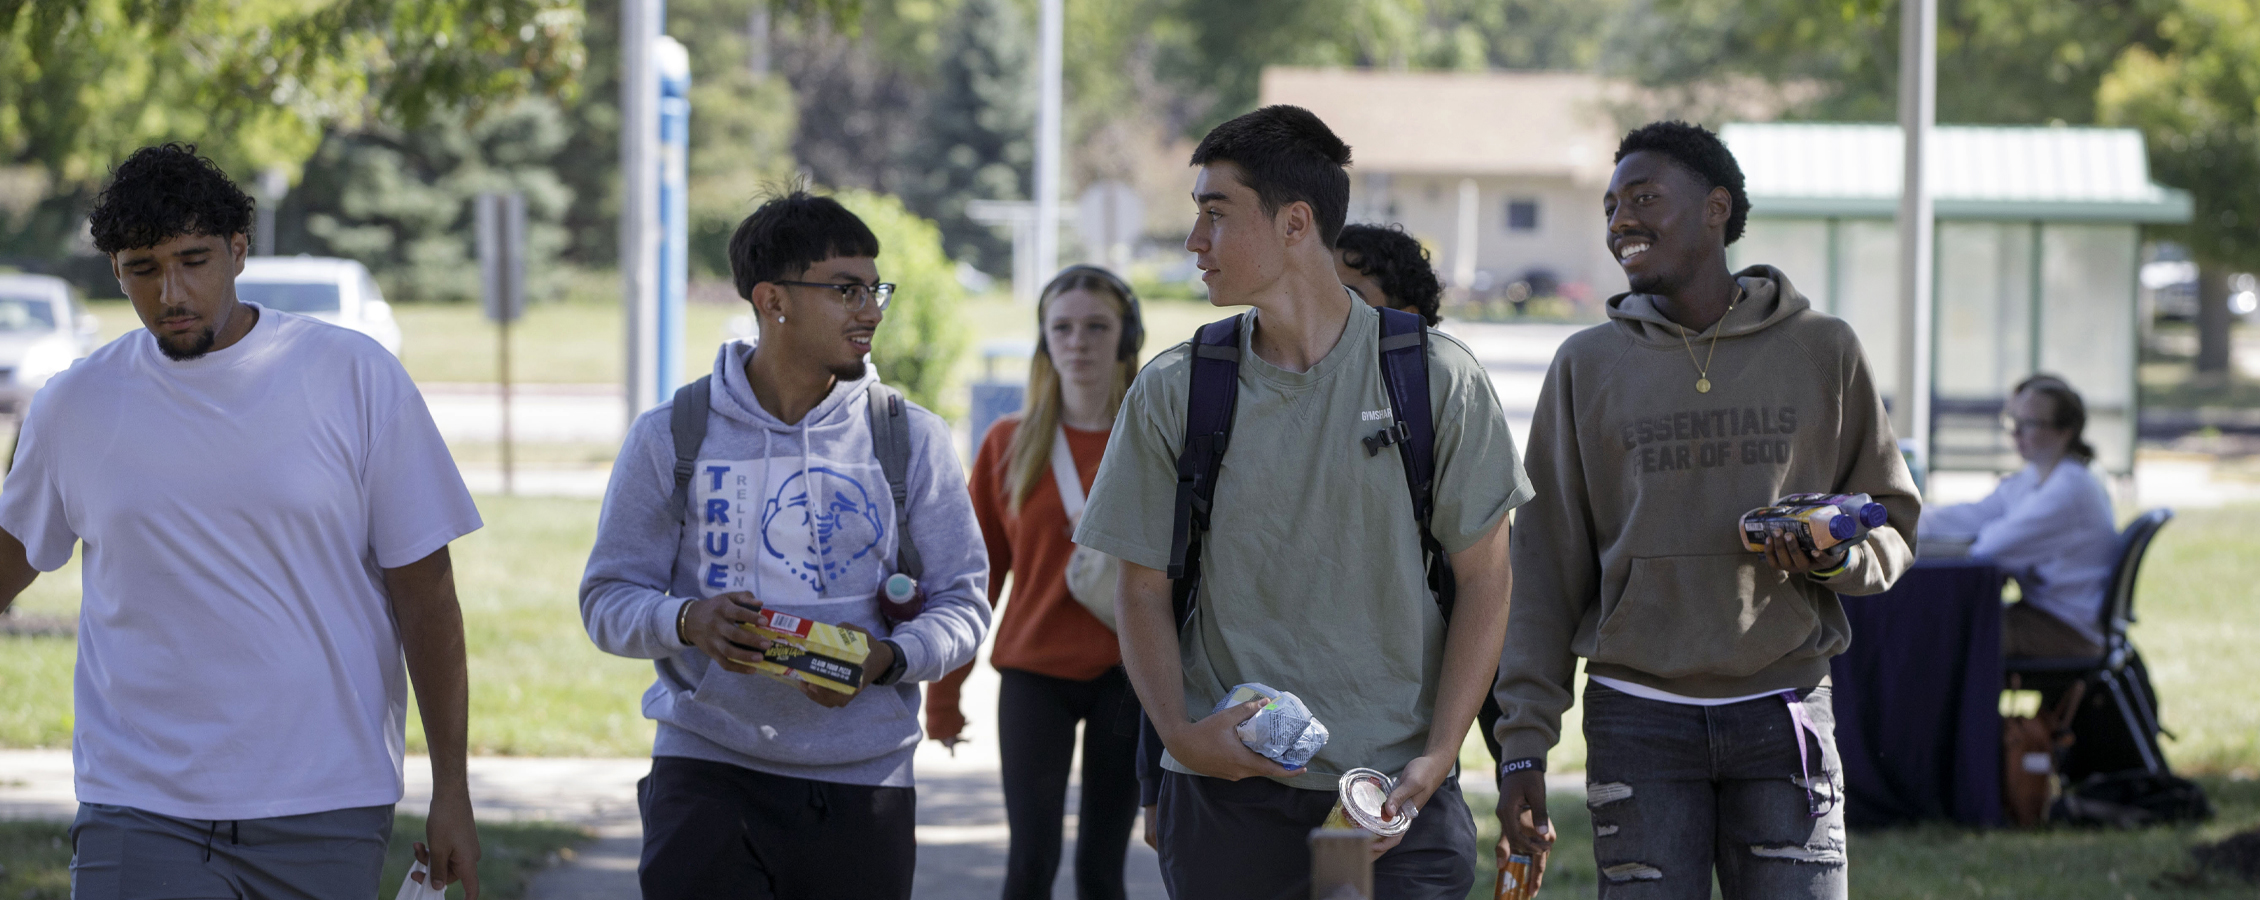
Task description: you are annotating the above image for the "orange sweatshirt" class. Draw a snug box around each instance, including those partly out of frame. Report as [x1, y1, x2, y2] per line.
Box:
[925, 416, 1119, 740]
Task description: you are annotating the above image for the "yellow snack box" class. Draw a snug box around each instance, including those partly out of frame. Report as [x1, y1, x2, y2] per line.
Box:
[739, 609, 871, 696]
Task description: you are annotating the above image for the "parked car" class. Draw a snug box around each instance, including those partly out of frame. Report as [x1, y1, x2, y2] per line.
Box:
[0, 274, 98, 417]
[236, 256, 402, 355]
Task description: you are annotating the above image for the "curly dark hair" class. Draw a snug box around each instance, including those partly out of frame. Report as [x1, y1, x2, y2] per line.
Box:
[1615, 121, 1750, 245]
[1335, 223, 1442, 326]
[88, 143, 255, 254]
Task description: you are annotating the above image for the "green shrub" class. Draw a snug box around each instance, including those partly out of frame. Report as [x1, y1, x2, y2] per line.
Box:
[835, 189, 967, 418]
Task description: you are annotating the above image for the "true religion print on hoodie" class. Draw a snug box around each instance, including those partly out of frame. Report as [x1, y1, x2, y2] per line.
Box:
[580, 340, 990, 787]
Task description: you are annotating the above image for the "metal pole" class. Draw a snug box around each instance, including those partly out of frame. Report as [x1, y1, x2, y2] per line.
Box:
[1032, 0, 1063, 290]
[656, 36, 691, 399]
[621, 0, 663, 425]
[1895, 0, 1936, 468]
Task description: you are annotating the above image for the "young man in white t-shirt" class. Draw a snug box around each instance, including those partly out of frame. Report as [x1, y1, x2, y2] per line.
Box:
[0, 144, 486, 897]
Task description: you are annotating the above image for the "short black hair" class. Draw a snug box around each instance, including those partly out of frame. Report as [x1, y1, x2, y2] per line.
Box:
[1336, 223, 1442, 326]
[728, 190, 882, 299]
[1190, 105, 1353, 248]
[88, 143, 255, 254]
[1614, 121, 1750, 245]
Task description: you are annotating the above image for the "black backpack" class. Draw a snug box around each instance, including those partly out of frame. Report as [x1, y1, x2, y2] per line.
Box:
[1134, 307, 1494, 801]
[1164, 306, 1453, 627]
[665, 376, 922, 581]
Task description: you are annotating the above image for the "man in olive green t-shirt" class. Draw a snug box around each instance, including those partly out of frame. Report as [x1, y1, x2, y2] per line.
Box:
[1075, 105, 1531, 900]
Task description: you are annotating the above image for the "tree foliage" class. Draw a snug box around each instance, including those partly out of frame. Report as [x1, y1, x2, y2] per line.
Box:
[2099, 0, 2260, 271]
[279, 98, 576, 303]
[837, 188, 966, 415]
[1600, 0, 2167, 125]
[0, 0, 583, 181]
[898, 0, 1032, 274]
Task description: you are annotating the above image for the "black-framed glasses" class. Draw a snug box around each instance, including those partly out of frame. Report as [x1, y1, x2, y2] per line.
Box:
[775, 280, 895, 313]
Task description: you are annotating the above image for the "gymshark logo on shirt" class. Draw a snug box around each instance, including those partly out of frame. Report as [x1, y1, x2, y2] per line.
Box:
[1360, 409, 1392, 422]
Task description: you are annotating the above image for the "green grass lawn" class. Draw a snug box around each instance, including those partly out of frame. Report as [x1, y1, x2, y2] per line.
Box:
[0, 815, 587, 900]
[1463, 776, 2260, 899]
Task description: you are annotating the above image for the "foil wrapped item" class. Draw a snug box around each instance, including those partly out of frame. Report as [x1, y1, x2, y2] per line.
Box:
[1211, 682, 1329, 769]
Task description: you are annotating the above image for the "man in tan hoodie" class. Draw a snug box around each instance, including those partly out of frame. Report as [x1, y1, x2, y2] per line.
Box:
[1492, 121, 1920, 899]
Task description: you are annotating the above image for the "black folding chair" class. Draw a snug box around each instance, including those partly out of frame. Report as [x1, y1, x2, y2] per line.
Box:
[2005, 508, 2174, 775]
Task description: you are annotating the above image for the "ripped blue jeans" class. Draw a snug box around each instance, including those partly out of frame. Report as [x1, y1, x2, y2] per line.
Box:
[1581, 681, 1847, 900]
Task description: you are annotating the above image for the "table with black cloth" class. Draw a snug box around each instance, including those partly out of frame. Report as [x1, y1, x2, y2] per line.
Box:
[1829, 557, 2006, 828]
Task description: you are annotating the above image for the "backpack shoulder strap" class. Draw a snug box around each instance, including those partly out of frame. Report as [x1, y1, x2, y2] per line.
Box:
[1369, 307, 1452, 621]
[1167, 315, 1244, 626]
[867, 382, 922, 578]
[669, 375, 714, 521]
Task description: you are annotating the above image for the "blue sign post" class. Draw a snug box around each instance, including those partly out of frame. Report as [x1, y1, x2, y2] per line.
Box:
[654, 36, 691, 401]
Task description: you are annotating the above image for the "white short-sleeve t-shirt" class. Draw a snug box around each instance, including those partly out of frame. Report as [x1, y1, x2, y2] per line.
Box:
[0, 304, 481, 820]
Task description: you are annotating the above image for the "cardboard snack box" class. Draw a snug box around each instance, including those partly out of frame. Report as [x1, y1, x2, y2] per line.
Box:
[739, 609, 871, 696]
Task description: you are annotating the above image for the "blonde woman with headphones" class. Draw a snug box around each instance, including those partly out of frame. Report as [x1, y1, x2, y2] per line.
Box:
[928, 266, 1146, 900]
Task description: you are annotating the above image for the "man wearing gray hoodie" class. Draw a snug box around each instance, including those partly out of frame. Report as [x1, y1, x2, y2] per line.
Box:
[580, 192, 989, 898]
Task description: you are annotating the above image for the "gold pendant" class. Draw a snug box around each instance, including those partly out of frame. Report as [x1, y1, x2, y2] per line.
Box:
[1696, 377, 1712, 393]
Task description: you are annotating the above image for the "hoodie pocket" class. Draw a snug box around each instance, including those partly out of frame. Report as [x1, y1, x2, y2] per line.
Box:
[1594, 554, 1819, 680]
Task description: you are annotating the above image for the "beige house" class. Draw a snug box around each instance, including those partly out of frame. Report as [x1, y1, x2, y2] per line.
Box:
[1258, 68, 1628, 304]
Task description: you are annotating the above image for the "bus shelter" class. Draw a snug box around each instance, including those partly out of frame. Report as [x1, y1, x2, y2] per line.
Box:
[1719, 123, 2191, 476]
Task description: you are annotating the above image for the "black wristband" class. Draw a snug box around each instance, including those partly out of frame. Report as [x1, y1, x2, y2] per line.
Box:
[873, 639, 909, 686]
[1500, 757, 1546, 778]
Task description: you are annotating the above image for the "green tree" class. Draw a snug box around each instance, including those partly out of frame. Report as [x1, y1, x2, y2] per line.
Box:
[281, 99, 576, 304]
[900, 0, 1033, 275]
[0, 0, 583, 256]
[1599, 0, 2167, 125]
[2098, 0, 2260, 378]
[838, 188, 966, 415]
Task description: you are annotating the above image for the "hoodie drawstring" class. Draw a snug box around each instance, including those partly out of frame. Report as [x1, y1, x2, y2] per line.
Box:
[201, 819, 239, 862]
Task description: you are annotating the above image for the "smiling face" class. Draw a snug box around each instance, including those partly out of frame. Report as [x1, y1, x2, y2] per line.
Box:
[1184, 163, 1295, 307]
[1603, 150, 1732, 296]
[112, 231, 251, 361]
[1042, 287, 1123, 391]
[754, 255, 884, 382]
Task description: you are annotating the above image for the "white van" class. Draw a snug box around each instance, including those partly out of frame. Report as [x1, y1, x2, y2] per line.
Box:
[236, 256, 402, 355]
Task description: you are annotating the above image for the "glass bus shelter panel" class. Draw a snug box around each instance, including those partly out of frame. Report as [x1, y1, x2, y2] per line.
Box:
[1730, 220, 1833, 313]
[2039, 223, 2140, 474]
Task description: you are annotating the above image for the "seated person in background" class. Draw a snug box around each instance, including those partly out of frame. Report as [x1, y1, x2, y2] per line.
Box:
[1923, 375, 2118, 659]
[1334, 222, 1443, 326]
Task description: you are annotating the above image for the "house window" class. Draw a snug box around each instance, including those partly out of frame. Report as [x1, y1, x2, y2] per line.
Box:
[1506, 199, 1539, 231]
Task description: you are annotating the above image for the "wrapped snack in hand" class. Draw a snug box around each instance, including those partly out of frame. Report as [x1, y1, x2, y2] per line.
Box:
[1211, 682, 1329, 769]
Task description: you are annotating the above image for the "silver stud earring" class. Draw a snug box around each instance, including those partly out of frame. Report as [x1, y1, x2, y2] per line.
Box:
[776, 316, 786, 323]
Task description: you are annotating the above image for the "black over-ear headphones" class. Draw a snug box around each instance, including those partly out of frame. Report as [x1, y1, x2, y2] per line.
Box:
[1036, 264, 1145, 362]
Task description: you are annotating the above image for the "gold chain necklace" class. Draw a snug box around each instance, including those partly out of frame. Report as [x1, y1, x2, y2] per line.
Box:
[1677, 287, 1743, 393]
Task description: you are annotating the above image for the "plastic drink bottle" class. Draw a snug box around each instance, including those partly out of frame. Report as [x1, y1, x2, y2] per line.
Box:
[1739, 492, 1889, 554]
[877, 573, 925, 624]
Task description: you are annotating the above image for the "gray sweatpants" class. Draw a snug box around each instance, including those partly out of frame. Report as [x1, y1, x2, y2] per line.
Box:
[70, 802, 393, 899]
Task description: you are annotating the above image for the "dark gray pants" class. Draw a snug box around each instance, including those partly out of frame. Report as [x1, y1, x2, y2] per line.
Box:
[69, 802, 392, 899]
[1155, 770, 1475, 900]
[637, 755, 916, 900]
[1582, 681, 1848, 900]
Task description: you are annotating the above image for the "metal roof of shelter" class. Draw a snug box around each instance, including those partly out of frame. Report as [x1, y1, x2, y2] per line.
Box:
[1720, 122, 2192, 223]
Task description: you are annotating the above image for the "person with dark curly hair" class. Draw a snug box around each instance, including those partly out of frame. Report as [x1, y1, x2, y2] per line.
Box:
[0, 143, 487, 896]
[1492, 121, 1919, 899]
[1334, 223, 1444, 326]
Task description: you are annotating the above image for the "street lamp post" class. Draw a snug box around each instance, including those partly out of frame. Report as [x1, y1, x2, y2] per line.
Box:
[1896, 0, 1937, 475]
